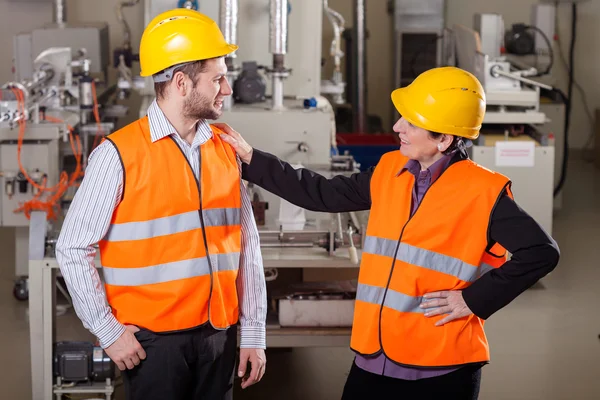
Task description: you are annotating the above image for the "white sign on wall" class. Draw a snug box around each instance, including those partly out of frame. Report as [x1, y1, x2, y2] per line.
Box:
[495, 141, 536, 167]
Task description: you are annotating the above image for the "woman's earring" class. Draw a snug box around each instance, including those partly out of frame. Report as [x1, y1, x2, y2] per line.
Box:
[437, 143, 443, 151]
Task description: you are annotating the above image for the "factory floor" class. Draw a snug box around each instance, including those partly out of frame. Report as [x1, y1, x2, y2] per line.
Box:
[1, 155, 599, 400]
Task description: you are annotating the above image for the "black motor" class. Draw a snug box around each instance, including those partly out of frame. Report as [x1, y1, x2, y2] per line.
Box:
[54, 341, 115, 384]
[233, 61, 267, 104]
[504, 23, 536, 55]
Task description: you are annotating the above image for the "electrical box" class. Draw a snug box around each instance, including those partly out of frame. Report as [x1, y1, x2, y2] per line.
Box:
[0, 125, 60, 227]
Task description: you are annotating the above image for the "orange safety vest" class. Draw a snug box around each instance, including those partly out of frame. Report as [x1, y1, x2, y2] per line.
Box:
[98, 117, 241, 333]
[351, 150, 512, 367]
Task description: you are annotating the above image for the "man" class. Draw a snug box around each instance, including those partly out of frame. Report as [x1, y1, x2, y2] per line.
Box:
[56, 9, 267, 400]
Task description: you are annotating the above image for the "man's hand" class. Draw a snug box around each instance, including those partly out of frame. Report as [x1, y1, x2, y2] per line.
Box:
[104, 325, 146, 371]
[213, 123, 254, 164]
[238, 348, 266, 389]
[420, 290, 473, 326]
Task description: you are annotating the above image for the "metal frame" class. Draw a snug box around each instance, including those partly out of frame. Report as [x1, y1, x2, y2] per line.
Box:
[29, 211, 114, 400]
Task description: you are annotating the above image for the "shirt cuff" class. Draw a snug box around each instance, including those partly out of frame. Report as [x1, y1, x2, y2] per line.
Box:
[93, 315, 126, 349]
[240, 325, 266, 349]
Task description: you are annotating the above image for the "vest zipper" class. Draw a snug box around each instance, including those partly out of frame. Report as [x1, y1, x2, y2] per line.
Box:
[168, 137, 217, 329]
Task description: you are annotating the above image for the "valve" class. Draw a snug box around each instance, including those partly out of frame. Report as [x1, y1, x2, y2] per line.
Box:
[16, 172, 28, 194]
[30, 169, 43, 195]
[4, 172, 16, 198]
[178, 0, 198, 9]
[284, 140, 309, 153]
[297, 142, 309, 153]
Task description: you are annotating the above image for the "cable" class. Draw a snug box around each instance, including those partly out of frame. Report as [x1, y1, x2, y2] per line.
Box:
[554, 4, 595, 161]
[90, 80, 105, 151]
[9, 87, 83, 220]
[522, 25, 554, 76]
[115, 0, 142, 48]
[553, 3, 577, 197]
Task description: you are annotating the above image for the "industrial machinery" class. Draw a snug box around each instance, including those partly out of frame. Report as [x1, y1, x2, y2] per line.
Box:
[30, 212, 116, 400]
[451, 8, 559, 235]
[4, 0, 126, 302]
[54, 341, 114, 385]
[2, 48, 114, 301]
[4, 2, 129, 400]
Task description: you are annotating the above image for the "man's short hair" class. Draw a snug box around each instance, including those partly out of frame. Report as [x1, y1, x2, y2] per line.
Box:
[154, 60, 209, 99]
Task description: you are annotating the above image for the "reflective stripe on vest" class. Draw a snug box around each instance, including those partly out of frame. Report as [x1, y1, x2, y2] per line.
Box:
[104, 208, 241, 242]
[363, 236, 497, 283]
[103, 252, 240, 286]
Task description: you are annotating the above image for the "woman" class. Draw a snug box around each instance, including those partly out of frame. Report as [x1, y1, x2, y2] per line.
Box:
[217, 66, 559, 399]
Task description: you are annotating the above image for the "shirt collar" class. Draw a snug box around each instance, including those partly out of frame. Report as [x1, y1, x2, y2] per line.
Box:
[146, 98, 213, 144]
[397, 151, 455, 183]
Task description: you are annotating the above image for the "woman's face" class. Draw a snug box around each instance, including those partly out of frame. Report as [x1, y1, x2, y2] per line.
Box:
[393, 117, 441, 161]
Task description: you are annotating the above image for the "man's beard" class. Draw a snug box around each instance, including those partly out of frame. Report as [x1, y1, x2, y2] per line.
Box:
[182, 89, 221, 121]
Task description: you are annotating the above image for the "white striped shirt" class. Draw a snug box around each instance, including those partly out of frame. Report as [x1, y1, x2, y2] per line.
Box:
[56, 99, 267, 349]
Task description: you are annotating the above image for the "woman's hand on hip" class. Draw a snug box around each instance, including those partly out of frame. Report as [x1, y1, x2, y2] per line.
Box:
[420, 291, 473, 326]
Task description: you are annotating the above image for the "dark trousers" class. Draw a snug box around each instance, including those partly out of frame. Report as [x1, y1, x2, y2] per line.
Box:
[122, 324, 237, 400]
[341, 360, 482, 400]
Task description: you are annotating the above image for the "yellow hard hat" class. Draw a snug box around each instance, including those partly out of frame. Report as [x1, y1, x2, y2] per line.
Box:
[139, 8, 238, 78]
[391, 67, 486, 140]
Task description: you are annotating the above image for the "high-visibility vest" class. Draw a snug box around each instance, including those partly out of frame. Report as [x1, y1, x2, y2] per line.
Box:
[98, 117, 241, 333]
[351, 150, 511, 367]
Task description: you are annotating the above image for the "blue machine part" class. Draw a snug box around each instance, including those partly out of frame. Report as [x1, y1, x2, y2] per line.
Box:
[178, 0, 199, 10]
[303, 97, 317, 109]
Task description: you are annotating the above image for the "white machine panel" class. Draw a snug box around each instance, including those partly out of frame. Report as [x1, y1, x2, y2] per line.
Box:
[220, 101, 333, 165]
[483, 111, 546, 125]
[218, 99, 335, 225]
[471, 145, 555, 234]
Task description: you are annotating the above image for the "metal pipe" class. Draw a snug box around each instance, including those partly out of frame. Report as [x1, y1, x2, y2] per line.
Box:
[353, 0, 367, 133]
[220, 0, 239, 55]
[269, 0, 288, 55]
[54, 0, 67, 25]
[272, 76, 284, 110]
[221, 0, 239, 111]
[324, 0, 345, 75]
[336, 213, 345, 245]
[116, 0, 142, 48]
[490, 66, 553, 90]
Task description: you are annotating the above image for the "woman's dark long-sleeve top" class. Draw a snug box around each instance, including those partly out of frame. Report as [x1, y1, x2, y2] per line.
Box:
[242, 149, 560, 319]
